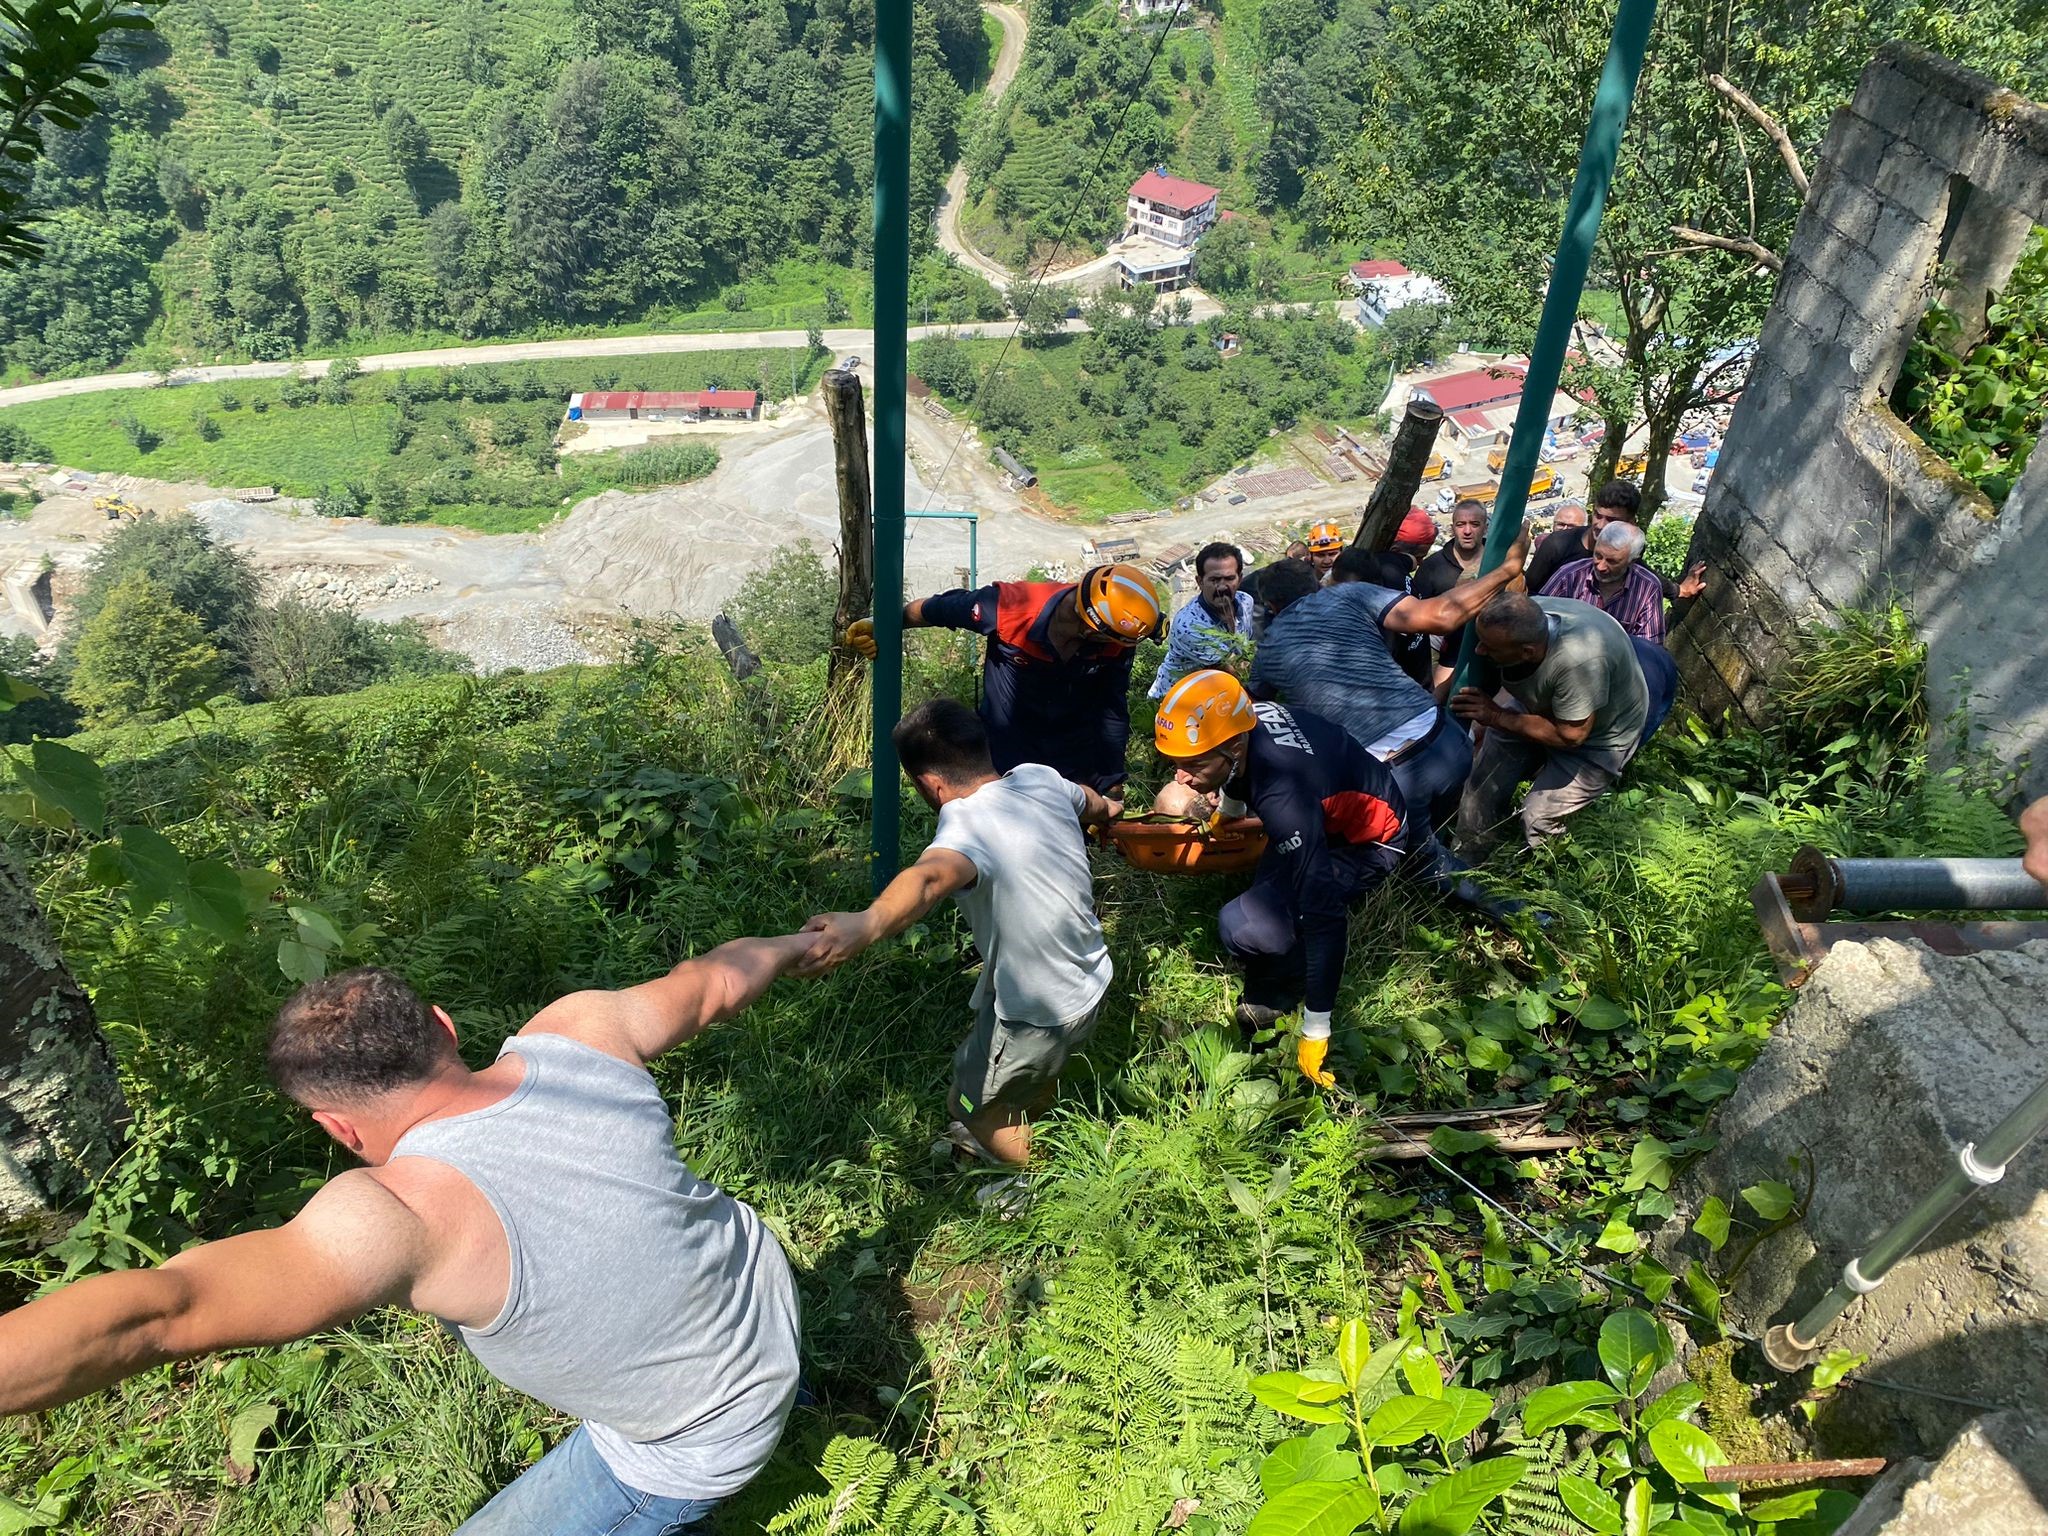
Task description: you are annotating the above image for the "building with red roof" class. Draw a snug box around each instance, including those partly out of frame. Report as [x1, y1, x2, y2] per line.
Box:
[567, 389, 760, 423]
[1411, 365, 1527, 414]
[1349, 258, 1411, 285]
[1125, 168, 1221, 250]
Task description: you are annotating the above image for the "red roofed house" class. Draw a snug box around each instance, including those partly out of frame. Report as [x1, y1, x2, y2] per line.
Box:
[567, 390, 760, 424]
[1347, 258, 1411, 290]
[1410, 365, 1527, 415]
[1116, 168, 1223, 292]
[1126, 168, 1221, 248]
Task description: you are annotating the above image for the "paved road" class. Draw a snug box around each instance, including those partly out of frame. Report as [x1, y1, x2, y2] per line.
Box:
[934, 3, 1028, 288]
[0, 320, 1102, 410]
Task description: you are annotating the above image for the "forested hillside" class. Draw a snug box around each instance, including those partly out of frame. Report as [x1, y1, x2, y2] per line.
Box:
[959, 0, 1387, 280]
[0, 0, 986, 375]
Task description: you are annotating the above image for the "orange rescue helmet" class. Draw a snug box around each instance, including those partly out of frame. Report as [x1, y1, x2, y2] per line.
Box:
[1154, 668, 1258, 758]
[1075, 563, 1164, 643]
[1307, 520, 1345, 552]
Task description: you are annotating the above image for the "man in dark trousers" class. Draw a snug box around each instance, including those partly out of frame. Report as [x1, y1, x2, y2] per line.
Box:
[1152, 668, 1422, 1087]
[846, 563, 1162, 792]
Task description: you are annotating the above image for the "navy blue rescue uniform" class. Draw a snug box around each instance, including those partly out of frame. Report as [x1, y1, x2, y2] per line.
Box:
[919, 581, 1136, 792]
[1219, 702, 1417, 1013]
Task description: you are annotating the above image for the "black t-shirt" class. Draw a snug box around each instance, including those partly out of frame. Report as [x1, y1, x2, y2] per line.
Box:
[1412, 544, 1480, 673]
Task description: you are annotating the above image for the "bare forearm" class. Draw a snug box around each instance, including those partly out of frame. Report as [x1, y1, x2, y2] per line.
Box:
[861, 865, 951, 945]
[1490, 710, 1586, 751]
[693, 934, 814, 1029]
[902, 599, 930, 628]
[0, 1269, 191, 1414]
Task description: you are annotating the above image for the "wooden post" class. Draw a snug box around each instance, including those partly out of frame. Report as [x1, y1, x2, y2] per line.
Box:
[824, 368, 875, 695]
[1352, 397, 1445, 551]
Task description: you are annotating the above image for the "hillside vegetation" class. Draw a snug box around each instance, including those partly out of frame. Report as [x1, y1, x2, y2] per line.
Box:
[915, 294, 1386, 515]
[0, 592, 2020, 1531]
[960, 0, 1385, 285]
[0, 350, 823, 530]
[0, 0, 986, 376]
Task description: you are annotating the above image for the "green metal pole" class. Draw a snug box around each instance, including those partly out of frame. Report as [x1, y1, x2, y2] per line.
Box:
[1452, 0, 1658, 686]
[870, 0, 911, 889]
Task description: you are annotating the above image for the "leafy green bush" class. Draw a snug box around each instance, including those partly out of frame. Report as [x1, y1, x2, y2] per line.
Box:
[117, 414, 159, 452]
[67, 573, 226, 724]
[1641, 512, 1692, 584]
[607, 441, 720, 487]
[238, 600, 470, 700]
[0, 422, 52, 461]
[1895, 227, 2048, 504]
[728, 540, 837, 665]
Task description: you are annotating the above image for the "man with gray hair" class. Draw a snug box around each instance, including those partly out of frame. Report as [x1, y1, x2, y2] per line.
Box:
[1539, 519, 1671, 643]
[1450, 592, 1650, 854]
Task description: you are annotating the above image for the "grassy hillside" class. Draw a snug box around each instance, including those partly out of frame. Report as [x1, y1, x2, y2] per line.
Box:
[0, 615, 2014, 1531]
[0, 350, 827, 531]
[915, 299, 1384, 516]
[958, 0, 1377, 293]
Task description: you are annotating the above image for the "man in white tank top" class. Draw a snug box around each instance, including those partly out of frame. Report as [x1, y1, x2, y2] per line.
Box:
[0, 933, 819, 1533]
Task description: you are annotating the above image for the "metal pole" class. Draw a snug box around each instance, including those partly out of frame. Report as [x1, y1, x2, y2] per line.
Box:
[1765, 1071, 2048, 1370]
[1451, 0, 1659, 689]
[870, 0, 911, 889]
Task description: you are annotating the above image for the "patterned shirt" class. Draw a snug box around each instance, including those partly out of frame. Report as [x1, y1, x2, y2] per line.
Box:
[1539, 557, 1668, 644]
[1148, 589, 1255, 698]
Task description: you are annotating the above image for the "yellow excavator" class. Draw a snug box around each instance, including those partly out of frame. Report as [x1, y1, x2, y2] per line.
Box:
[93, 494, 141, 521]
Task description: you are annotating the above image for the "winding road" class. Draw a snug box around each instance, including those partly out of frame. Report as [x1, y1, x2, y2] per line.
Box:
[934, 2, 1029, 289]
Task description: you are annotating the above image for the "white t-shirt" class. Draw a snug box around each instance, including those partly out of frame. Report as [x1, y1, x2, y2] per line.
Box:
[929, 763, 1113, 1025]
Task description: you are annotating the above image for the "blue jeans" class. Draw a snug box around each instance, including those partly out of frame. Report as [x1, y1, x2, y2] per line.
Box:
[1385, 712, 1472, 831]
[458, 1426, 719, 1535]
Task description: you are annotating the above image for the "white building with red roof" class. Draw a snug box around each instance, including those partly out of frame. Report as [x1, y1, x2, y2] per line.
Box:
[1125, 168, 1221, 249]
[567, 389, 760, 424]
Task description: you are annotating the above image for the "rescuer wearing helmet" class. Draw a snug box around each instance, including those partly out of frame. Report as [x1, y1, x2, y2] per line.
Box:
[1152, 668, 1419, 1088]
[1305, 521, 1346, 582]
[845, 564, 1162, 793]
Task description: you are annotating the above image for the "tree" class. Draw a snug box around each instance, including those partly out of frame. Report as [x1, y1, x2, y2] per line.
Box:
[1193, 218, 1256, 294]
[382, 102, 430, 172]
[68, 573, 226, 724]
[0, 0, 158, 265]
[728, 541, 838, 666]
[912, 334, 979, 399]
[1376, 301, 1450, 373]
[237, 599, 467, 699]
[1011, 281, 1073, 348]
[1320, 0, 2043, 510]
[63, 512, 261, 673]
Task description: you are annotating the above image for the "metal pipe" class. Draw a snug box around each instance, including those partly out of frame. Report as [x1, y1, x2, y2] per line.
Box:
[1765, 1070, 2048, 1370]
[1451, 0, 1659, 691]
[870, 0, 911, 889]
[1786, 846, 2048, 919]
[906, 509, 980, 589]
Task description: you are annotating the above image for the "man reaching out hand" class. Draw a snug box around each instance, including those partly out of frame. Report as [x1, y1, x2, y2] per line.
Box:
[798, 698, 1119, 1170]
[0, 939, 821, 1532]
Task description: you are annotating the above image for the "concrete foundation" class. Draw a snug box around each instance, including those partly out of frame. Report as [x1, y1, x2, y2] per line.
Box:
[1670, 46, 2048, 799]
[1665, 937, 2047, 1494]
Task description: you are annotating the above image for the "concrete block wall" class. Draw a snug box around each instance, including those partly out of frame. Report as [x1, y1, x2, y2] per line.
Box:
[1672, 45, 2048, 797]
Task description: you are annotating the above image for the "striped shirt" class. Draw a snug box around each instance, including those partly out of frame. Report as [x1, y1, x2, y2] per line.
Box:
[1149, 590, 1255, 698]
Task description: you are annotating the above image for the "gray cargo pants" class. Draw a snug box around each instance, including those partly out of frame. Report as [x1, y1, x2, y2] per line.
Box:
[1457, 729, 1621, 857]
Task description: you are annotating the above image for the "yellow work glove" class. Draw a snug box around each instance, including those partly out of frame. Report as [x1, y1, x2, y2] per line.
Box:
[842, 618, 878, 660]
[1297, 1010, 1335, 1088]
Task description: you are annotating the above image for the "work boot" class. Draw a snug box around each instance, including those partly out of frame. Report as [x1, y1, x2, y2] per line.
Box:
[1234, 1001, 1286, 1046]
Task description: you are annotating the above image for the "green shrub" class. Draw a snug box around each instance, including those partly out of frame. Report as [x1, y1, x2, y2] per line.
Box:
[608, 441, 719, 486]
[193, 412, 222, 442]
[727, 539, 836, 665]
[117, 414, 159, 452]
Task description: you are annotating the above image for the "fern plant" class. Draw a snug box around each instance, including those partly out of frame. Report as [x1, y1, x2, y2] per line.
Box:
[768, 1436, 978, 1536]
